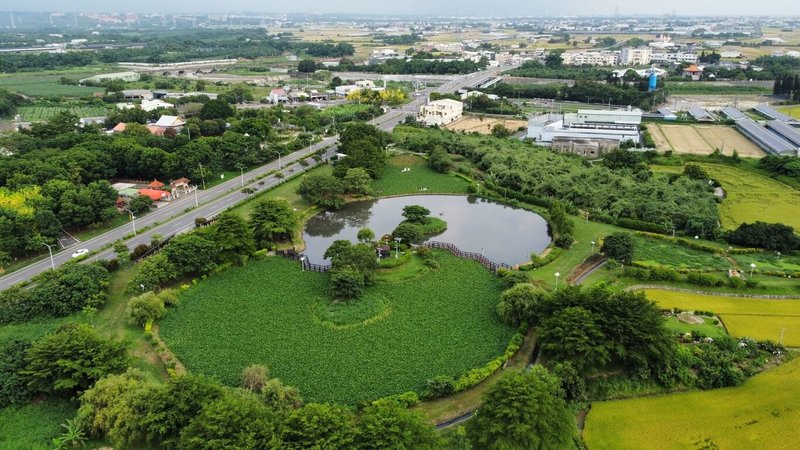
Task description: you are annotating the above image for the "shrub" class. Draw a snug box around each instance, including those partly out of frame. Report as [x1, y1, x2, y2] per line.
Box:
[125, 292, 166, 327]
[424, 376, 456, 399]
[131, 244, 150, 260]
[687, 272, 725, 287]
[601, 232, 635, 264]
[241, 364, 270, 393]
[194, 217, 208, 227]
[554, 234, 575, 249]
[330, 269, 366, 300]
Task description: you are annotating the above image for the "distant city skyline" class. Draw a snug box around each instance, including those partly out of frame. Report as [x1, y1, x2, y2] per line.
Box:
[2, 1, 800, 17]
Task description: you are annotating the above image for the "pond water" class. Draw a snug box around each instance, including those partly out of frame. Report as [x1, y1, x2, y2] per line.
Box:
[302, 195, 551, 266]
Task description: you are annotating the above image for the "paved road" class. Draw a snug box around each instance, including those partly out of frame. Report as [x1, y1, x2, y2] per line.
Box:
[0, 67, 513, 289]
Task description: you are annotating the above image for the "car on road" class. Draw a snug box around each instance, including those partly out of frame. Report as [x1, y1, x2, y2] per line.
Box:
[71, 248, 89, 259]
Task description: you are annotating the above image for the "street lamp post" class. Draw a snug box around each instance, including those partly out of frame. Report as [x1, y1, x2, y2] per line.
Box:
[198, 163, 206, 190]
[394, 237, 401, 259]
[554, 272, 561, 291]
[42, 243, 56, 270]
[591, 241, 596, 252]
[194, 185, 199, 208]
[277, 152, 282, 170]
[238, 166, 245, 187]
[123, 208, 136, 236]
[750, 263, 756, 278]
[300, 256, 306, 271]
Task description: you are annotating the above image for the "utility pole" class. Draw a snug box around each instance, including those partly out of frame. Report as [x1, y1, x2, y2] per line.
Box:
[42, 243, 56, 270]
[123, 208, 137, 235]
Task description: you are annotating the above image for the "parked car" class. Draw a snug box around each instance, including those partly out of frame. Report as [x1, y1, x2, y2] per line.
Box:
[71, 248, 89, 259]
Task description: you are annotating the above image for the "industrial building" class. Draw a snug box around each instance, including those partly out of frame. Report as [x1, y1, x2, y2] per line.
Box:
[720, 107, 747, 121]
[418, 99, 464, 127]
[551, 137, 620, 158]
[754, 105, 798, 124]
[735, 118, 798, 156]
[527, 109, 642, 148]
[688, 106, 716, 122]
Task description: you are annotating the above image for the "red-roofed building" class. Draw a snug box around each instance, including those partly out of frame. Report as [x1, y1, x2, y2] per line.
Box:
[138, 189, 171, 202]
[683, 64, 704, 81]
[112, 122, 127, 133]
[148, 180, 165, 189]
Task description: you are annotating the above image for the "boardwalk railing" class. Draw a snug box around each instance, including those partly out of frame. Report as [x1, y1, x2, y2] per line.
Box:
[421, 241, 513, 272]
[279, 241, 513, 274]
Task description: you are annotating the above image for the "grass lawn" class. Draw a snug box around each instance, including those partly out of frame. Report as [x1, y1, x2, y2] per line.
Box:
[372, 155, 471, 197]
[159, 252, 515, 405]
[664, 315, 728, 339]
[730, 251, 800, 273]
[631, 235, 730, 271]
[699, 163, 800, 230]
[228, 164, 331, 218]
[528, 217, 621, 289]
[776, 105, 800, 119]
[644, 289, 800, 346]
[584, 356, 800, 450]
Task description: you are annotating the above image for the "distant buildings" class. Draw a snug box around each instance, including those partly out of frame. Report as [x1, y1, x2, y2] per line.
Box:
[620, 47, 653, 65]
[651, 52, 699, 64]
[562, 50, 619, 66]
[418, 99, 464, 127]
[683, 64, 704, 81]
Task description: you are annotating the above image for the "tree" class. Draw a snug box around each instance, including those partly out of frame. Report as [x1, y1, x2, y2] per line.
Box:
[402, 205, 431, 223]
[164, 233, 218, 274]
[428, 147, 452, 173]
[250, 198, 297, 249]
[330, 269, 366, 300]
[198, 99, 235, 120]
[466, 368, 575, 450]
[297, 174, 345, 210]
[538, 306, 610, 371]
[392, 222, 422, 244]
[356, 227, 375, 244]
[128, 195, 154, 215]
[726, 221, 800, 252]
[333, 139, 386, 179]
[211, 213, 256, 264]
[491, 124, 512, 138]
[548, 200, 574, 237]
[342, 167, 373, 195]
[259, 378, 304, 412]
[281, 403, 357, 449]
[545, 49, 565, 68]
[241, 364, 269, 393]
[0, 339, 34, 407]
[25, 323, 129, 396]
[178, 390, 280, 450]
[356, 400, 440, 449]
[77, 368, 161, 448]
[113, 242, 130, 263]
[297, 59, 320, 73]
[126, 292, 167, 328]
[601, 232, 635, 264]
[141, 374, 224, 449]
[325, 241, 378, 282]
[496, 284, 546, 327]
[683, 163, 709, 180]
[126, 253, 178, 294]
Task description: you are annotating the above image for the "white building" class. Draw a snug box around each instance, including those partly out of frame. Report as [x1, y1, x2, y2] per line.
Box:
[335, 85, 361, 97]
[527, 109, 642, 146]
[418, 99, 463, 127]
[140, 99, 174, 112]
[620, 47, 653, 65]
[562, 51, 620, 66]
[651, 52, 699, 64]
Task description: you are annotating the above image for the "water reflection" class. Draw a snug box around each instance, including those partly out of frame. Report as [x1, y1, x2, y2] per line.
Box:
[302, 195, 551, 266]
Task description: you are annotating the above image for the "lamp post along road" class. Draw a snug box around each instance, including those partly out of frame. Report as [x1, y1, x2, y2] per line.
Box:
[750, 263, 756, 278]
[554, 272, 561, 291]
[42, 243, 56, 270]
[394, 237, 401, 259]
[123, 208, 136, 236]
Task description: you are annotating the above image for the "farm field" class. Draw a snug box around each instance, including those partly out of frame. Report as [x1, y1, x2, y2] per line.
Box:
[373, 154, 471, 196]
[776, 105, 800, 119]
[631, 235, 730, 271]
[644, 289, 800, 346]
[699, 163, 800, 230]
[0, 73, 104, 97]
[583, 356, 800, 450]
[646, 123, 764, 158]
[445, 116, 527, 134]
[0, 400, 83, 450]
[159, 253, 515, 404]
[17, 105, 109, 122]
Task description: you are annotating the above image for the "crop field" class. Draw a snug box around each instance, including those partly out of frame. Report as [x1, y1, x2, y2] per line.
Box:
[730, 251, 800, 273]
[646, 124, 764, 158]
[372, 155, 470, 196]
[632, 235, 730, 271]
[160, 253, 514, 404]
[776, 105, 800, 119]
[17, 105, 108, 122]
[700, 163, 800, 230]
[0, 74, 104, 97]
[644, 289, 800, 346]
[584, 356, 800, 450]
[445, 116, 527, 134]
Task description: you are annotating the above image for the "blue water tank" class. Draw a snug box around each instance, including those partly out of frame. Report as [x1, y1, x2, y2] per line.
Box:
[648, 73, 658, 92]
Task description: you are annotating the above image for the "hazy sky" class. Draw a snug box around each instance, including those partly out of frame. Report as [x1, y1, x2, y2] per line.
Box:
[3, 0, 800, 17]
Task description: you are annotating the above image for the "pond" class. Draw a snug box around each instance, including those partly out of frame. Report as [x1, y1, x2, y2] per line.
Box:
[302, 195, 551, 266]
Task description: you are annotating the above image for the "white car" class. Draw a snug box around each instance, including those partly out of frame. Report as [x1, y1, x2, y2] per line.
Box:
[71, 248, 89, 259]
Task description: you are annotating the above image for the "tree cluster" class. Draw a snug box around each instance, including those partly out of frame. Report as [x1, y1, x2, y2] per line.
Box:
[336, 58, 488, 75]
[0, 262, 110, 324]
[726, 221, 800, 252]
[324, 240, 379, 299]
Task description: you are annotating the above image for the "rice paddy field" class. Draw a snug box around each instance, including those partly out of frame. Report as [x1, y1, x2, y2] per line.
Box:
[644, 289, 800, 347]
[700, 163, 800, 230]
[584, 356, 800, 450]
[159, 253, 514, 404]
[646, 124, 765, 158]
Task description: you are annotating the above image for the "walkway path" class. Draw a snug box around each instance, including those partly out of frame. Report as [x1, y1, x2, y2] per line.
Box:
[625, 284, 800, 300]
